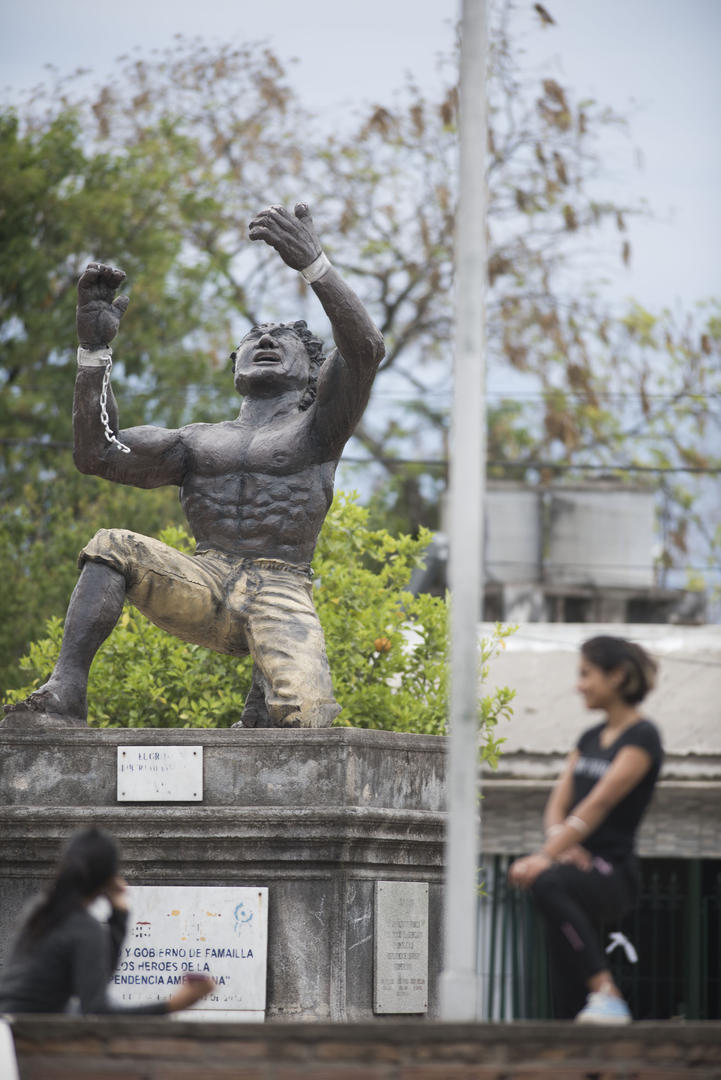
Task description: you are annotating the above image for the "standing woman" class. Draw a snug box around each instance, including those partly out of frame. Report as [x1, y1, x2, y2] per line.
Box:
[0, 827, 213, 1014]
[509, 636, 662, 1023]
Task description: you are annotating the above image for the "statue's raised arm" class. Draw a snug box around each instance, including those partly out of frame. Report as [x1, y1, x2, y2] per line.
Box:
[72, 263, 187, 488]
[248, 203, 384, 453]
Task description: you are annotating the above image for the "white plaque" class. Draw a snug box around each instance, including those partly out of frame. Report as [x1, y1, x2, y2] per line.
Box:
[373, 880, 429, 1014]
[108, 885, 268, 1018]
[117, 745, 203, 801]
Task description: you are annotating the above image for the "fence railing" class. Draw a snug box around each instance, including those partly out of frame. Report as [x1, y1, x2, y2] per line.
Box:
[477, 854, 721, 1020]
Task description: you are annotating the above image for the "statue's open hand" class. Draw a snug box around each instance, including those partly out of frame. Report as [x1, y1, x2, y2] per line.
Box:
[76, 262, 130, 349]
[248, 203, 322, 272]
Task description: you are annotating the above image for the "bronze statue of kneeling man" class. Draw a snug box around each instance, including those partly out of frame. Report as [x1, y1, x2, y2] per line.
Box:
[4, 203, 384, 729]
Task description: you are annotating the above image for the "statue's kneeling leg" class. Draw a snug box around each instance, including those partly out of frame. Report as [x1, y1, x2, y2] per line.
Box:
[261, 654, 341, 729]
[3, 560, 126, 725]
[233, 664, 340, 729]
[233, 664, 272, 729]
[240, 570, 341, 730]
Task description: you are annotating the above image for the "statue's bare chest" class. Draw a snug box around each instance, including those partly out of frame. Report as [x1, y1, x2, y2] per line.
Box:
[178, 417, 336, 558]
[183, 419, 313, 477]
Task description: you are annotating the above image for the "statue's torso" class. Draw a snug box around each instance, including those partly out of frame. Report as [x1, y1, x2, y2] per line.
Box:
[178, 416, 336, 564]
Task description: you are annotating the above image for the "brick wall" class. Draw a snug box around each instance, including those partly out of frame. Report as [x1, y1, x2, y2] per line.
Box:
[8, 1017, 721, 1079]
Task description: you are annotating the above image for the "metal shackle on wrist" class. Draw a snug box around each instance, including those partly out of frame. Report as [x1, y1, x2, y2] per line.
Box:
[300, 251, 332, 284]
[77, 346, 131, 453]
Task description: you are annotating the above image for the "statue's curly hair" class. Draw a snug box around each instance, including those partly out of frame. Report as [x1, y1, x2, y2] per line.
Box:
[230, 320, 326, 411]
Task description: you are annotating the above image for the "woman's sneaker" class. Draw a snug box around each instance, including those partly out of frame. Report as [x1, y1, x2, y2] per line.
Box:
[575, 990, 632, 1024]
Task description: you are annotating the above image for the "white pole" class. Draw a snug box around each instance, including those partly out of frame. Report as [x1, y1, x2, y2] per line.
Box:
[439, 0, 487, 1021]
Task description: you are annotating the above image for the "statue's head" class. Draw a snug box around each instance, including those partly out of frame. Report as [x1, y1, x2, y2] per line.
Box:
[231, 320, 325, 407]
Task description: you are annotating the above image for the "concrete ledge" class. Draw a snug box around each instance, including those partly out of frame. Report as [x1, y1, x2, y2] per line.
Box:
[7, 1016, 721, 1078]
[0, 727, 446, 810]
[0, 805, 446, 881]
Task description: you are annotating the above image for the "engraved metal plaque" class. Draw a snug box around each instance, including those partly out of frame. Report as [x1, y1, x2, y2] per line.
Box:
[373, 880, 429, 1014]
[107, 885, 268, 1018]
[117, 745, 203, 802]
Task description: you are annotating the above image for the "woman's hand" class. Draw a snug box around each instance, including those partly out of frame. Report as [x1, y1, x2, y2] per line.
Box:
[508, 852, 553, 889]
[103, 875, 130, 912]
[558, 844, 593, 870]
[166, 973, 216, 1012]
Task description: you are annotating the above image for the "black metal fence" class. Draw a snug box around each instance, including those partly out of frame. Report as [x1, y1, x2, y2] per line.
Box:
[478, 854, 721, 1020]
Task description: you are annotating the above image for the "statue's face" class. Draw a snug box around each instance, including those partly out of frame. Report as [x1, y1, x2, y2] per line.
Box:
[233, 324, 310, 396]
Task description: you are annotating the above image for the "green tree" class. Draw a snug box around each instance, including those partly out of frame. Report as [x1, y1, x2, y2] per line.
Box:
[5, 495, 515, 762]
[308, 13, 720, 567]
[8, 23, 718, 518]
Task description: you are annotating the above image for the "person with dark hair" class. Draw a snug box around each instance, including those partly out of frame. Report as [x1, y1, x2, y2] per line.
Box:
[0, 828, 214, 1015]
[509, 635, 663, 1024]
[4, 202, 384, 731]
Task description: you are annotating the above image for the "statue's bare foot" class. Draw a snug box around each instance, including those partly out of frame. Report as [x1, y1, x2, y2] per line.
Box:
[2, 677, 87, 728]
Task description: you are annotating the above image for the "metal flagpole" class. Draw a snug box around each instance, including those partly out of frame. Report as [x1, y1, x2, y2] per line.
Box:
[439, 0, 488, 1021]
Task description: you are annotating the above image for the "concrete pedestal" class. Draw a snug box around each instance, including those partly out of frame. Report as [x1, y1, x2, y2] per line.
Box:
[0, 727, 446, 1020]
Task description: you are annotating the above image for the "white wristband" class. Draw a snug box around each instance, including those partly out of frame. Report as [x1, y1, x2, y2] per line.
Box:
[300, 251, 331, 284]
[77, 346, 112, 368]
[566, 814, 587, 834]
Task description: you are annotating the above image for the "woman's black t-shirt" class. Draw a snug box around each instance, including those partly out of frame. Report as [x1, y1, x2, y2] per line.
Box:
[571, 718, 663, 861]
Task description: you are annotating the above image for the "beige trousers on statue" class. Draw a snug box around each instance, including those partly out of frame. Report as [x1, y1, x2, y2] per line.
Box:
[79, 529, 340, 728]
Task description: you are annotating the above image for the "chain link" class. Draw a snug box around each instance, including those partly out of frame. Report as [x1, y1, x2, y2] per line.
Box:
[99, 359, 131, 453]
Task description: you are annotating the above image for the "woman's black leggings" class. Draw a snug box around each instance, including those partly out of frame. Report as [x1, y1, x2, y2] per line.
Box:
[529, 856, 638, 1019]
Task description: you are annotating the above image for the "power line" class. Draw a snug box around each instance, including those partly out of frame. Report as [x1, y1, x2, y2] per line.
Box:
[342, 456, 721, 475]
[0, 438, 72, 450]
[4, 381, 719, 406]
[370, 389, 721, 403]
[483, 558, 721, 573]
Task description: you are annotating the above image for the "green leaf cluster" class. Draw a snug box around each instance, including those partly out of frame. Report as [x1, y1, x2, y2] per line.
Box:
[314, 493, 514, 763]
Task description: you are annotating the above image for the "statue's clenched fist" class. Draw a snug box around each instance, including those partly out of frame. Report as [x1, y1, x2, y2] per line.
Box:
[76, 263, 129, 349]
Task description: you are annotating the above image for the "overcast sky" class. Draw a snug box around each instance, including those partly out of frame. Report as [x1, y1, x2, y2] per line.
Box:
[1, 0, 719, 310]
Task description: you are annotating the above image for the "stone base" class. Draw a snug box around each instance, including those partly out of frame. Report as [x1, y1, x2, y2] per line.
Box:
[0, 727, 446, 1021]
[0, 705, 86, 729]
